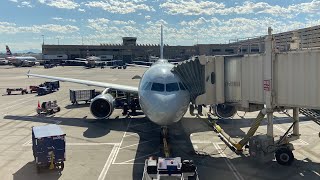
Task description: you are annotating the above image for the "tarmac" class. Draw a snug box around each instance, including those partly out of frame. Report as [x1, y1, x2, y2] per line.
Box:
[0, 65, 319, 180]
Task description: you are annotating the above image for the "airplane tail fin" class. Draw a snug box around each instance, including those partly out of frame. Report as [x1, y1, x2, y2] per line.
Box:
[6, 45, 12, 56]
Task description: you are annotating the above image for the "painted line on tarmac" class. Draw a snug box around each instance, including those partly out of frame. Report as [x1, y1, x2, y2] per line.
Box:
[112, 119, 132, 164]
[119, 140, 153, 150]
[0, 96, 40, 113]
[0, 95, 35, 108]
[213, 143, 244, 180]
[113, 151, 159, 165]
[98, 144, 120, 180]
[124, 127, 160, 137]
[296, 148, 320, 162]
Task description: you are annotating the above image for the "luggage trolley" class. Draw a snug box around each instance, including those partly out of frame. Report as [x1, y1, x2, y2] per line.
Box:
[32, 124, 66, 173]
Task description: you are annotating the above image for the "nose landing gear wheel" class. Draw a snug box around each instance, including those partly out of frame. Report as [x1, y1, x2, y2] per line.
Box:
[189, 104, 195, 115]
[275, 148, 294, 166]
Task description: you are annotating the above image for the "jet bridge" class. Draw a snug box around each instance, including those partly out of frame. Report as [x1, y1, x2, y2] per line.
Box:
[172, 27, 320, 165]
[173, 28, 320, 114]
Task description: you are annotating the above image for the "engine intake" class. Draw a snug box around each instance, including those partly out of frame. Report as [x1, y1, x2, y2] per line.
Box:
[215, 104, 237, 119]
[90, 93, 115, 119]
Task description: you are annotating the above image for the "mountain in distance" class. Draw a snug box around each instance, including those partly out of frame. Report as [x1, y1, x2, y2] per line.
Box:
[17, 49, 42, 54]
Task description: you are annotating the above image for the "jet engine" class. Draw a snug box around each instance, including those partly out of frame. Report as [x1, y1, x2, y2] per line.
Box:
[215, 104, 237, 119]
[90, 93, 115, 119]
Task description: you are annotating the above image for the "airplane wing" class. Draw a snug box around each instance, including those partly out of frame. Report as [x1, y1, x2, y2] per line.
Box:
[75, 58, 87, 61]
[126, 64, 150, 68]
[65, 60, 88, 64]
[27, 72, 138, 93]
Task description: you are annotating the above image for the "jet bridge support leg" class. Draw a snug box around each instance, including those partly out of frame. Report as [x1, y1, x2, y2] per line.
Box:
[293, 108, 300, 136]
[267, 111, 274, 137]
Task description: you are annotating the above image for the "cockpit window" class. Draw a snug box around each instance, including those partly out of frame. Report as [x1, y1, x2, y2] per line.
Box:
[179, 82, 187, 90]
[166, 83, 179, 92]
[142, 82, 152, 90]
[151, 83, 165, 92]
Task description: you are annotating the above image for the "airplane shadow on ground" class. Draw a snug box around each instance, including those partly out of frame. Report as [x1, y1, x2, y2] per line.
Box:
[4, 114, 320, 180]
[64, 103, 90, 109]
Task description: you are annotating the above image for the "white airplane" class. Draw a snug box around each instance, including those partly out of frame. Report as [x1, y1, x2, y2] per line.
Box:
[67, 56, 123, 68]
[27, 25, 191, 127]
[74, 56, 102, 68]
[5, 45, 39, 67]
[0, 58, 9, 65]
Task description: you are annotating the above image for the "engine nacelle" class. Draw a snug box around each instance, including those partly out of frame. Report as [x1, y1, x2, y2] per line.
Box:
[215, 104, 237, 119]
[90, 93, 115, 119]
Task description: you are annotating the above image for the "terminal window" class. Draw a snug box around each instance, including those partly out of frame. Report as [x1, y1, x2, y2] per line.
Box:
[212, 49, 221, 52]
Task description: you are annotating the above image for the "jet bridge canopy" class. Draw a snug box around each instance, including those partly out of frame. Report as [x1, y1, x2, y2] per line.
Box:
[173, 49, 320, 111]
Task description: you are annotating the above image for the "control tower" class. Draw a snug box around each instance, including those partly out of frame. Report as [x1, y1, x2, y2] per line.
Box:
[122, 37, 137, 46]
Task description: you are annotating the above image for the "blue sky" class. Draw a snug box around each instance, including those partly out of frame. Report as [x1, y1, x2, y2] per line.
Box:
[0, 0, 319, 52]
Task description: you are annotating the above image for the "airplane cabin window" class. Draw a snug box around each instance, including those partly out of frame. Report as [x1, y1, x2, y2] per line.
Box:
[151, 83, 165, 92]
[166, 83, 179, 92]
[179, 82, 187, 90]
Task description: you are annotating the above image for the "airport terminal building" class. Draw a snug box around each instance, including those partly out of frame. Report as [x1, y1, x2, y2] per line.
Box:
[42, 25, 320, 63]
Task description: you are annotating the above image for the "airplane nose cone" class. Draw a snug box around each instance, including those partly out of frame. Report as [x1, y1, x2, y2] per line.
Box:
[140, 92, 189, 126]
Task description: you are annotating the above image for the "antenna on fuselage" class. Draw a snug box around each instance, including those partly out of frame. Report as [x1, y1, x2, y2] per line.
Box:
[160, 24, 164, 59]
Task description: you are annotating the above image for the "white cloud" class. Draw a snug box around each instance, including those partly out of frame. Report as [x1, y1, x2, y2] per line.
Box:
[180, 17, 210, 26]
[145, 15, 151, 20]
[78, 8, 85, 12]
[160, 0, 320, 18]
[52, 17, 76, 22]
[160, 0, 225, 16]
[8, 0, 34, 8]
[85, 0, 154, 14]
[0, 21, 79, 34]
[38, 0, 79, 9]
[113, 20, 136, 25]
[19, 1, 33, 8]
[87, 18, 138, 32]
[87, 18, 110, 31]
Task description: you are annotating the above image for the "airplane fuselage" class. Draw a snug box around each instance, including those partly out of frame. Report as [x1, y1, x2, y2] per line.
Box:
[138, 60, 190, 126]
[6, 56, 38, 67]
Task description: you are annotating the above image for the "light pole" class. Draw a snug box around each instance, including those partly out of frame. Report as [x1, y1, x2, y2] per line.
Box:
[57, 38, 60, 45]
[41, 35, 44, 45]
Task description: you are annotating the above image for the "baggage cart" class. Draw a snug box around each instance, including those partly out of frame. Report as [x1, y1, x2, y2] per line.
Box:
[32, 124, 66, 173]
[6, 88, 28, 95]
[69, 89, 96, 104]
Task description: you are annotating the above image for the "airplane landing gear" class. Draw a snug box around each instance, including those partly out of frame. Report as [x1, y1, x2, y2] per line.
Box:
[160, 126, 170, 157]
[160, 126, 168, 139]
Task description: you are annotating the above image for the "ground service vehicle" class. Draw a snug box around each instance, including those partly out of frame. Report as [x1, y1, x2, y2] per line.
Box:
[36, 100, 61, 115]
[32, 124, 66, 173]
[37, 81, 60, 96]
[29, 86, 39, 93]
[142, 157, 198, 180]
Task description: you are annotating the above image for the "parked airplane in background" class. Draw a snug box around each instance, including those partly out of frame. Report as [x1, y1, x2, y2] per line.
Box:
[67, 56, 124, 69]
[0, 58, 9, 65]
[5, 45, 39, 67]
[66, 56, 107, 68]
[75, 56, 102, 68]
[27, 25, 191, 128]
